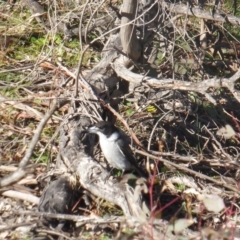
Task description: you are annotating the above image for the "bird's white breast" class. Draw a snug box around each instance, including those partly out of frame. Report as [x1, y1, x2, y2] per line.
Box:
[97, 132, 132, 170]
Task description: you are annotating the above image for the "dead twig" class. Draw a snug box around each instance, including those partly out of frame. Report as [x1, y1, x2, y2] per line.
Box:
[112, 64, 240, 105]
[103, 102, 143, 147]
[35, 229, 72, 240]
[0, 99, 65, 187]
[162, 2, 240, 25]
[0, 222, 37, 232]
[135, 149, 240, 194]
[2, 190, 39, 205]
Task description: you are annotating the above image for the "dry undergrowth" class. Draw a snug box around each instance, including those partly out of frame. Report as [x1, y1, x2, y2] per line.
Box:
[0, 0, 240, 239]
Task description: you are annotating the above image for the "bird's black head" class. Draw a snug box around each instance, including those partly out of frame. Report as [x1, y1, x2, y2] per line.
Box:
[87, 121, 118, 137]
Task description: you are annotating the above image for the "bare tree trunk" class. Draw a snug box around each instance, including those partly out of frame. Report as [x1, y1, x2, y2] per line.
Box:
[120, 0, 140, 61]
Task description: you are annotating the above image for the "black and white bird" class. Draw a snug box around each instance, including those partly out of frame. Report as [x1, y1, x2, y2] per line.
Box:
[86, 121, 146, 177]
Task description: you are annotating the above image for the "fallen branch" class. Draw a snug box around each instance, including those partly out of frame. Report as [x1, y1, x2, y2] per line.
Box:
[57, 115, 148, 218]
[162, 2, 240, 25]
[135, 149, 240, 194]
[112, 63, 240, 105]
[2, 190, 39, 205]
[0, 99, 66, 187]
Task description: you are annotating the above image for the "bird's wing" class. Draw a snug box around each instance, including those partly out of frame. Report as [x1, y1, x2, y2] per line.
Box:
[116, 135, 146, 176]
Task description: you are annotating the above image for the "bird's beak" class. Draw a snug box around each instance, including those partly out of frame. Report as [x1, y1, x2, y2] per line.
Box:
[87, 126, 99, 133]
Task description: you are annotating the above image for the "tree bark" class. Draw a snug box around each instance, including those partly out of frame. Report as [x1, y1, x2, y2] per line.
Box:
[120, 0, 140, 61]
